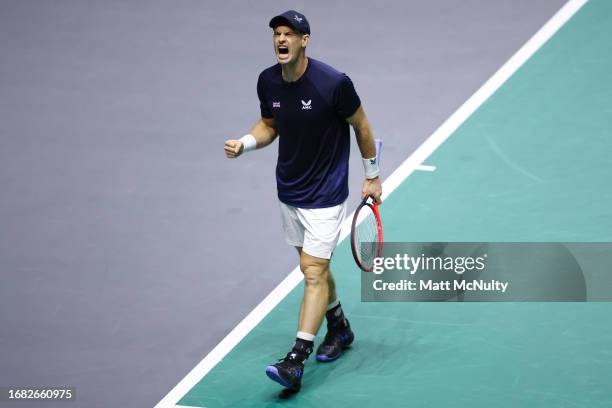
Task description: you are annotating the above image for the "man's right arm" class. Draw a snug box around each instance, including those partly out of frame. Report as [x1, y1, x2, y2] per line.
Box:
[224, 117, 277, 158]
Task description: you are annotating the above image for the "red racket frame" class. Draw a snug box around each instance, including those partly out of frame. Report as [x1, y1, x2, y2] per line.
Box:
[350, 196, 383, 272]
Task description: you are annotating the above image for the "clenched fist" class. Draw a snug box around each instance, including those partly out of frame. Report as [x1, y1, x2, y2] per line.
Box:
[224, 140, 244, 158]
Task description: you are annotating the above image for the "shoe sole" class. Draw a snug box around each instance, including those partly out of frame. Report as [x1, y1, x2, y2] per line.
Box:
[316, 331, 354, 362]
[265, 366, 299, 390]
[315, 343, 353, 362]
[316, 353, 340, 362]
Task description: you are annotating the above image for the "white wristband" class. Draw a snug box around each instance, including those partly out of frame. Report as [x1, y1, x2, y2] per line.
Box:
[362, 157, 380, 179]
[239, 134, 257, 153]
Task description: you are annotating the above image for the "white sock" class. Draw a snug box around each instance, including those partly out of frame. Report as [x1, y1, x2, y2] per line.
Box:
[296, 331, 316, 342]
[326, 298, 340, 311]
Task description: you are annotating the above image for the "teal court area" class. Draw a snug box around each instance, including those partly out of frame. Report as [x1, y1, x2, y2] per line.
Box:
[175, 1, 612, 406]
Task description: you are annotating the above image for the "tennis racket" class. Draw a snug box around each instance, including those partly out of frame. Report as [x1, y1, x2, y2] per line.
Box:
[350, 138, 383, 272]
[350, 195, 383, 271]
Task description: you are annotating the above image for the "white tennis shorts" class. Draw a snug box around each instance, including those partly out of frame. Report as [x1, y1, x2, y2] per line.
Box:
[279, 200, 348, 259]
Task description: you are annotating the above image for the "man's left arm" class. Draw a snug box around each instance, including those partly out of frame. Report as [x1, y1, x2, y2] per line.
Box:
[346, 105, 383, 204]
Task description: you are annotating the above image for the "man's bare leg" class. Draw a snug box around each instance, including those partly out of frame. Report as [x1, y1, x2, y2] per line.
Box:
[265, 246, 351, 390]
[265, 248, 332, 390]
[297, 250, 331, 334]
[296, 248, 352, 363]
[304, 253, 352, 363]
[296, 247, 337, 331]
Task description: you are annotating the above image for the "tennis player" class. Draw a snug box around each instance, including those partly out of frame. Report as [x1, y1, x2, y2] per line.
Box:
[224, 10, 382, 391]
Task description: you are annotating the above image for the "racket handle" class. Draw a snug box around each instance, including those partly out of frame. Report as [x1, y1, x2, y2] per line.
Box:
[375, 138, 382, 165]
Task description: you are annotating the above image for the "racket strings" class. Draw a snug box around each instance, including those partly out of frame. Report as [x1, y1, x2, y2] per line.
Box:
[355, 206, 379, 268]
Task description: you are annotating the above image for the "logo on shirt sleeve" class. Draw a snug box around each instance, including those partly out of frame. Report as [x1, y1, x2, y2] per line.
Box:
[301, 99, 312, 110]
[273, 101, 281, 108]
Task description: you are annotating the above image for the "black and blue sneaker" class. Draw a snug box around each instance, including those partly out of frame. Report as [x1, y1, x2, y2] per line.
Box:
[265, 350, 307, 391]
[316, 319, 354, 362]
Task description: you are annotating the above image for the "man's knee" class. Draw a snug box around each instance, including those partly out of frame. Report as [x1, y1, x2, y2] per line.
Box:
[300, 252, 330, 288]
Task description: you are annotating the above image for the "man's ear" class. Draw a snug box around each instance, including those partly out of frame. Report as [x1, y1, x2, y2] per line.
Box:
[301, 34, 310, 48]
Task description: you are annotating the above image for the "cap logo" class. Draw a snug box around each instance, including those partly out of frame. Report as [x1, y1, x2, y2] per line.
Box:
[294, 15, 303, 23]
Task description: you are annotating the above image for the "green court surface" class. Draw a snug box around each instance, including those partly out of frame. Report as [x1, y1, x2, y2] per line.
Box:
[179, 1, 612, 406]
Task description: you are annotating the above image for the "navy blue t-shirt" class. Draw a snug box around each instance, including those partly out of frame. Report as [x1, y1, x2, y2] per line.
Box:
[257, 58, 361, 208]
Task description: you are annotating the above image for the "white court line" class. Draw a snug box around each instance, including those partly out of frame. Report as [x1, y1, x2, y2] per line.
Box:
[416, 165, 437, 172]
[156, 1, 587, 406]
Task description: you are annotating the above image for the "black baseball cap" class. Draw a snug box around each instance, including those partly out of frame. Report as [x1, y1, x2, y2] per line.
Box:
[268, 10, 310, 35]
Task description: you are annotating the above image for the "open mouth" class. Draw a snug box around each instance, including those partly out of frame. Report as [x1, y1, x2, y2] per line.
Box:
[278, 46, 289, 55]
